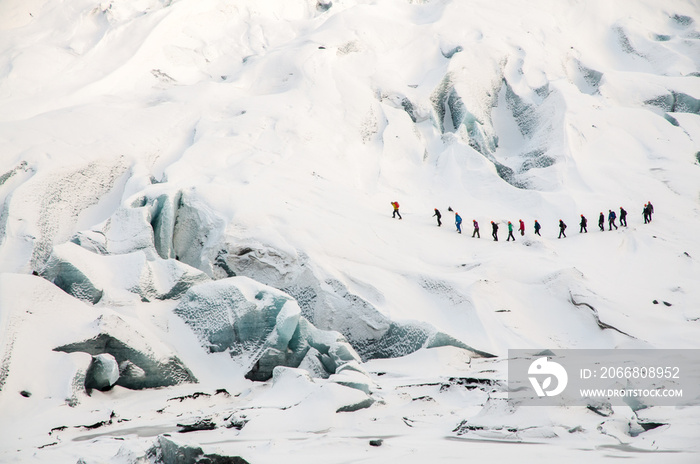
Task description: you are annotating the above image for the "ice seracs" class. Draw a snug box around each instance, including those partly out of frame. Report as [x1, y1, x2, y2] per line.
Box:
[174, 277, 364, 381]
[55, 313, 197, 390]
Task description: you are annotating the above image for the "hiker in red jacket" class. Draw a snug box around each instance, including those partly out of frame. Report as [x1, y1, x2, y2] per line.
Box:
[518, 219, 525, 236]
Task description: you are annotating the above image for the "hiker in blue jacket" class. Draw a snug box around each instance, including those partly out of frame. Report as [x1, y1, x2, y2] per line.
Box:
[455, 212, 462, 234]
[608, 209, 617, 230]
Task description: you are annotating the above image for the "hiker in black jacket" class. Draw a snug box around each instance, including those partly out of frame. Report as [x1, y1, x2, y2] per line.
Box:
[619, 207, 627, 227]
[491, 221, 499, 241]
[433, 208, 442, 226]
[598, 212, 605, 231]
[579, 214, 588, 233]
[558, 219, 567, 238]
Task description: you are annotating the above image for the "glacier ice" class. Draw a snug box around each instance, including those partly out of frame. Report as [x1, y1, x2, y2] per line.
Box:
[353, 320, 495, 360]
[216, 242, 494, 361]
[41, 242, 209, 304]
[62, 196, 495, 369]
[567, 58, 603, 95]
[316, 0, 332, 13]
[504, 79, 539, 139]
[671, 14, 694, 27]
[0, 158, 129, 272]
[147, 435, 250, 464]
[431, 73, 499, 156]
[85, 353, 119, 391]
[174, 277, 362, 381]
[328, 361, 373, 394]
[76, 188, 227, 277]
[148, 192, 179, 260]
[646, 91, 700, 115]
[169, 191, 227, 275]
[98, 204, 159, 256]
[297, 347, 330, 379]
[55, 314, 197, 390]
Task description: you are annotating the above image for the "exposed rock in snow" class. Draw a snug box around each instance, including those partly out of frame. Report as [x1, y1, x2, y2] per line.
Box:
[177, 417, 217, 433]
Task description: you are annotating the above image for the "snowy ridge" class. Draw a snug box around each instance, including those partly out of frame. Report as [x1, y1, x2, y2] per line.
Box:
[0, 0, 699, 462]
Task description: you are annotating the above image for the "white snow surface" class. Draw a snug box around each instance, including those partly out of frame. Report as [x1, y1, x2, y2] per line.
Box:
[1, 0, 699, 462]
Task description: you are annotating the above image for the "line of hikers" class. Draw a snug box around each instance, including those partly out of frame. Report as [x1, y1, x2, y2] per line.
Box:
[391, 201, 655, 240]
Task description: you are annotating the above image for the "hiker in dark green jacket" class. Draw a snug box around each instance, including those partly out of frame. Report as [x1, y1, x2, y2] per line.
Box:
[507, 221, 515, 241]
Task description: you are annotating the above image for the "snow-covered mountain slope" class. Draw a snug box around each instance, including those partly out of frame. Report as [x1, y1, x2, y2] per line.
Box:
[0, 0, 699, 462]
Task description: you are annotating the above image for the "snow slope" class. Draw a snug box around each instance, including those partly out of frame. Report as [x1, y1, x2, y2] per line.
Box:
[0, 0, 699, 462]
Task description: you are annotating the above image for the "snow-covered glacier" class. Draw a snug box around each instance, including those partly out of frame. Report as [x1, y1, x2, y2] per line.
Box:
[0, 0, 699, 462]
